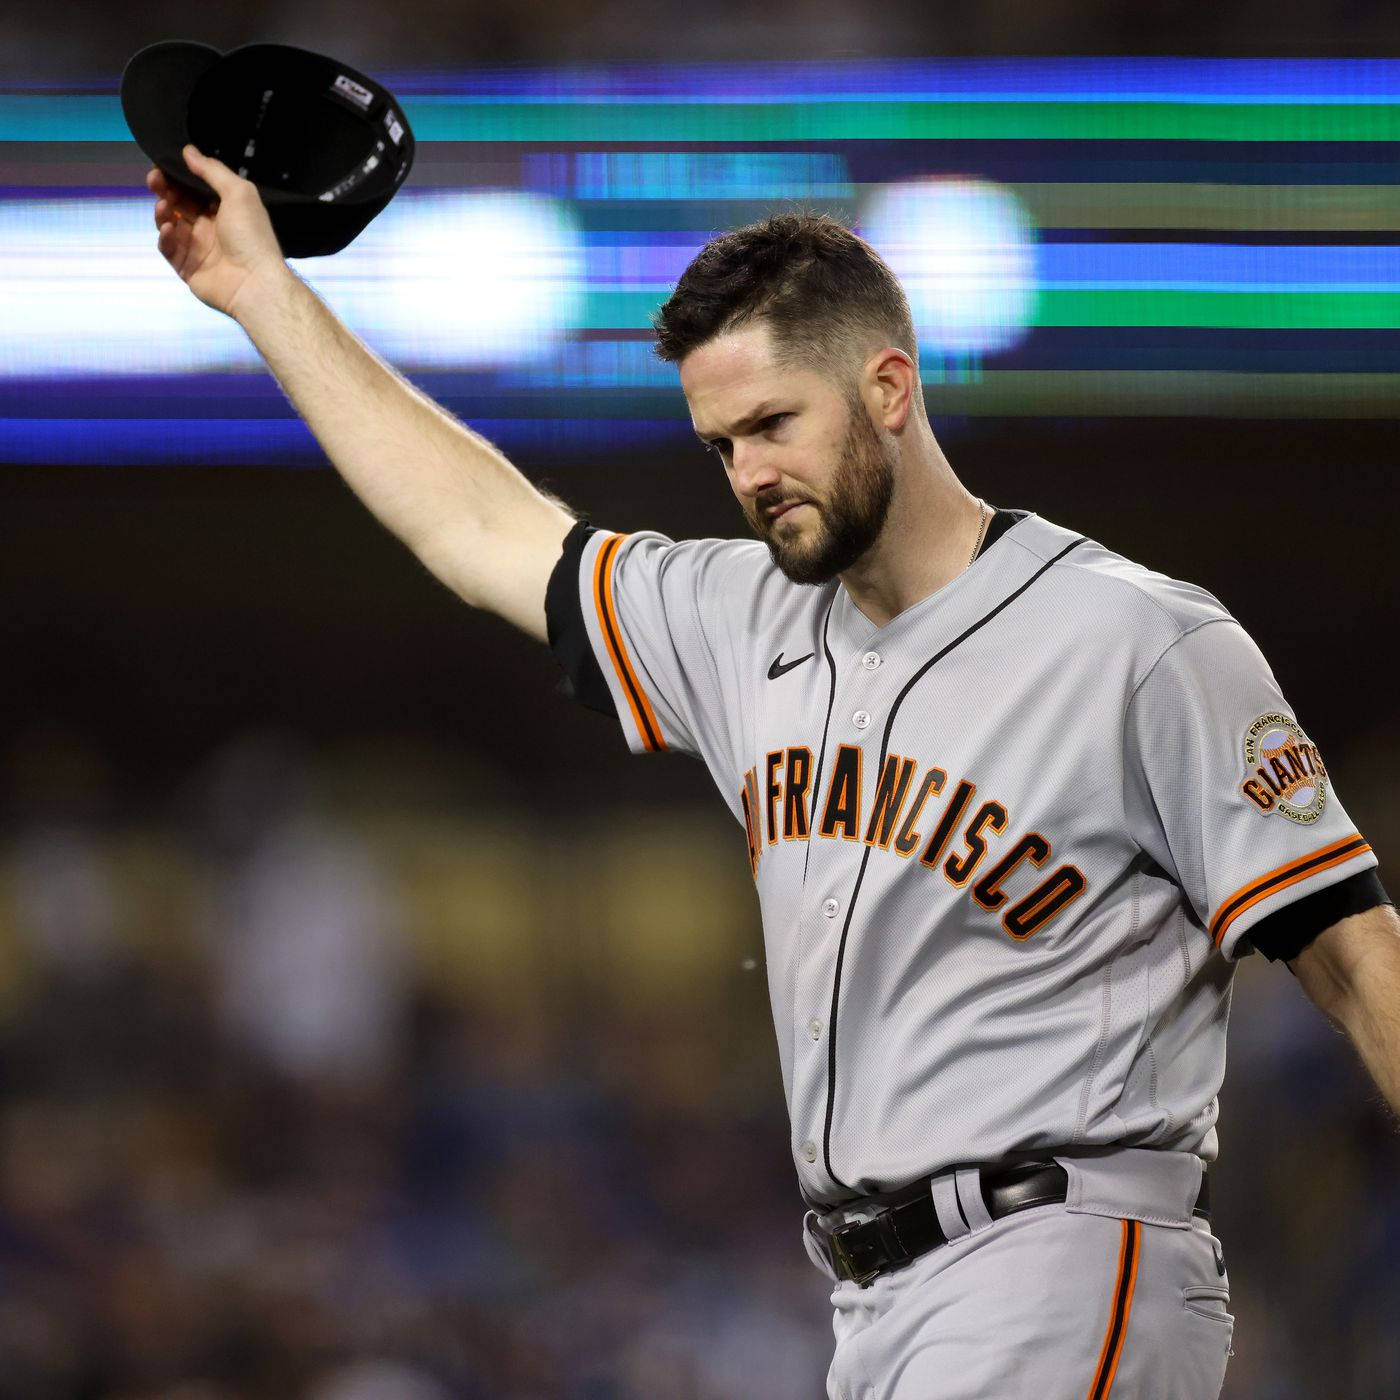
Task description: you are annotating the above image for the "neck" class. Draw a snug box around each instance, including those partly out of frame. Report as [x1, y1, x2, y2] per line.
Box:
[838, 429, 984, 628]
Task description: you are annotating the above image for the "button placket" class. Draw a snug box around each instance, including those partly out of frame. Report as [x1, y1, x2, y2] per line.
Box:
[789, 634, 896, 1195]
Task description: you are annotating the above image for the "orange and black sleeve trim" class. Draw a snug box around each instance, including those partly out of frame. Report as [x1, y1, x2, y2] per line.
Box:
[593, 533, 668, 751]
[1210, 835, 1374, 951]
[1085, 1219, 1141, 1400]
[1248, 867, 1392, 962]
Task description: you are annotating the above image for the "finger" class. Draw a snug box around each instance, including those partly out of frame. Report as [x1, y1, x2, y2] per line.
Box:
[148, 166, 204, 215]
[182, 143, 241, 196]
[153, 198, 193, 232]
[155, 187, 203, 220]
[148, 165, 190, 197]
[158, 218, 193, 276]
[157, 219, 180, 268]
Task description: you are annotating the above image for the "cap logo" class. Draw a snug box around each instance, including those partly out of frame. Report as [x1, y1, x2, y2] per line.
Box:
[332, 74, 374, 109]
[1239, 712, 1328, 824]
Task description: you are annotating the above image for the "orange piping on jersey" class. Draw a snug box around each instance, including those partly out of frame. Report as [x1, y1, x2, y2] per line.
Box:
[592, 533, 666, 753]
[1086, 1219, 1141, 1400]
[1210, 834, 1372, 949]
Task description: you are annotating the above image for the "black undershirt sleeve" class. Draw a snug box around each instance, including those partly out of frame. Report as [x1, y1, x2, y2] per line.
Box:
[544, 518, 615, 717]
[978, 506, 1029, 556]
[1246, 868, 1393, 964]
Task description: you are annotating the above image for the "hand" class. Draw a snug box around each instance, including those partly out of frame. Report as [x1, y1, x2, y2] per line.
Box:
[147, 144, 290, 320]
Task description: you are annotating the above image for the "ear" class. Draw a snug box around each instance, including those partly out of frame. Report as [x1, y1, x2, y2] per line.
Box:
[862, 347, 919, 432]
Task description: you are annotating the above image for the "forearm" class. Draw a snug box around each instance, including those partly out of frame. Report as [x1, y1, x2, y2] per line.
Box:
[1301, 903, 1400, 1119]
[229, 266, 572, 636]
[1339, 933, 1400, 1118]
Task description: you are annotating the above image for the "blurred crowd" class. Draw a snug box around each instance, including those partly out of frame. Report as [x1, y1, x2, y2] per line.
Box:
[0, 727, 827, 1398]
[0, 724, 1396, 1398]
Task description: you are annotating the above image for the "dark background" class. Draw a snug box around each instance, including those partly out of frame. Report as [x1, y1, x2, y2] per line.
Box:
[5, 417, 1392, 784]
[7, 0, 1400, 74]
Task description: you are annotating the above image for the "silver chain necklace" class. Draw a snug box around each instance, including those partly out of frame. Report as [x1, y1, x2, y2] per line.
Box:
[967, 499, 991, 569]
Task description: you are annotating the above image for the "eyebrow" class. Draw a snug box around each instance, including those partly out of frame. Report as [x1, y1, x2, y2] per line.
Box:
[692, 401, 784, 445]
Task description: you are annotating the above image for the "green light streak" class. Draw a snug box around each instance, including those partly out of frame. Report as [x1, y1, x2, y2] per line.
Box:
[5, 95, 1400, 144]
[1012, 183, 1400, 231]
[920, 370, 1400, 416]
[1036, 290, 1400, 329]
[586, 289, 1400, 332]
[406, 100, 1400, 144]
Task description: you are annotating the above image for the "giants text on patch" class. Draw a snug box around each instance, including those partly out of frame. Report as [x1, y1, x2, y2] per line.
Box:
[1239, 712, 1329, 825]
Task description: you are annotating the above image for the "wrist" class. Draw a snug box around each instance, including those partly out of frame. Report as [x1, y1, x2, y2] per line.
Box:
[228, 259, 302, 332]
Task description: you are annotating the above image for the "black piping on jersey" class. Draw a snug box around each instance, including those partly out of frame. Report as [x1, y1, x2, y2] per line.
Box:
[801, 598, 840, 887]
[594, 534, 665, 753]
[820, 534, 1088, 1195]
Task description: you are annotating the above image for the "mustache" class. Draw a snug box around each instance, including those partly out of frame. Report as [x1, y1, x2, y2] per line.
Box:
[754, 488, 811, 516]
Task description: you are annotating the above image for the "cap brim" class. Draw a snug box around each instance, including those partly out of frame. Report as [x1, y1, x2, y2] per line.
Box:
[120, 40, 222, 197]
[265, 190, 399, 258]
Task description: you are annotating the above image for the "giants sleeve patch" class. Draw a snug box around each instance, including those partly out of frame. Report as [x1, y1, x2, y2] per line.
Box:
[1239, 712, 1328, 824]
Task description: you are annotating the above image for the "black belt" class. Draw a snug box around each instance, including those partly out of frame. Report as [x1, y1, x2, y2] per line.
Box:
[811, 1161, 1211, 1288]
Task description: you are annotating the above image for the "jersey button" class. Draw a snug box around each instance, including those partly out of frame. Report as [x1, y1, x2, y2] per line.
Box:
[862, 651, 881, 670]
[808, 1018, 823, 1040]
[853, 710, 871, 729]
[822, 897, 840, 918]
[800, 1141, 817, 1163]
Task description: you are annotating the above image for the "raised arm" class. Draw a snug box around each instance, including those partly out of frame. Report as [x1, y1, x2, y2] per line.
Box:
[1290, 900, 1400, 1118]
[148, 145, 574, 642]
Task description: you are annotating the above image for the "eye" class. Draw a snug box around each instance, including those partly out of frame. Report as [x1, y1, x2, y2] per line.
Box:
[761, 413, 790, 432]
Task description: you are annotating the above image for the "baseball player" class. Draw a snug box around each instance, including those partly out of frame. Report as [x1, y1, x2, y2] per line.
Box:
[148, 147, 1398, 1400]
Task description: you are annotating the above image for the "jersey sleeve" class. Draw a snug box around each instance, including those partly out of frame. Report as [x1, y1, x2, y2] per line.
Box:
[545, 521, 740, 761]
[1122, 616, 1378, 961]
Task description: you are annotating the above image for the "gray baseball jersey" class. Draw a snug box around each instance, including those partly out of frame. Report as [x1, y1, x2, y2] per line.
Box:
[548, 509, 1379, 1207]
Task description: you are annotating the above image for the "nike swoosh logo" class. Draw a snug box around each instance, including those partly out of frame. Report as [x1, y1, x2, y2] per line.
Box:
[768, 651, 815, 680]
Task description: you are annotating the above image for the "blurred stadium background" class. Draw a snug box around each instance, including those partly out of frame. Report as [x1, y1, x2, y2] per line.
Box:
[2, 4, 1398, 1398]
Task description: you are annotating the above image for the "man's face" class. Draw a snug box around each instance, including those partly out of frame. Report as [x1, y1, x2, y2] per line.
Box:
[679, 322, 896, 585]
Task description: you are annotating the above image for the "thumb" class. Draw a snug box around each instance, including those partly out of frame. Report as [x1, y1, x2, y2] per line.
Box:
[182, 143, 240, 195]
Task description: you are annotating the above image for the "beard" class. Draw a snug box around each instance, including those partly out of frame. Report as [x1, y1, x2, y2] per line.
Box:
[749, 397, 897, 586]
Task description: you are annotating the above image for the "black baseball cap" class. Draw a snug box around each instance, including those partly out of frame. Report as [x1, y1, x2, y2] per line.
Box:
[121, 40, 415, 257]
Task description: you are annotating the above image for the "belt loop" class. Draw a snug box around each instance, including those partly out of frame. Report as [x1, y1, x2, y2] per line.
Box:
[954, 1167, 994, 1234]
[930, 1170, 971, 1242]
[802, 1209, 839, 1282]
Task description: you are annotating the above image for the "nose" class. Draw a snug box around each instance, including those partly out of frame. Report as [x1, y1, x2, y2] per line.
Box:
[729, 440, 781, 500]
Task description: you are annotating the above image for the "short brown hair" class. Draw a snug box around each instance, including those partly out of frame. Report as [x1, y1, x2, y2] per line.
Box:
[652, 212, 918, 372]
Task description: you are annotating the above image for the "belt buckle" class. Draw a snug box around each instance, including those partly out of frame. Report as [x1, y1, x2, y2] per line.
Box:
[828, 1219, 884, 1288]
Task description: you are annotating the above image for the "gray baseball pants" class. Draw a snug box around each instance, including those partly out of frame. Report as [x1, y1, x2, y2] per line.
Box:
[806, 1150, 1234, 1400]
